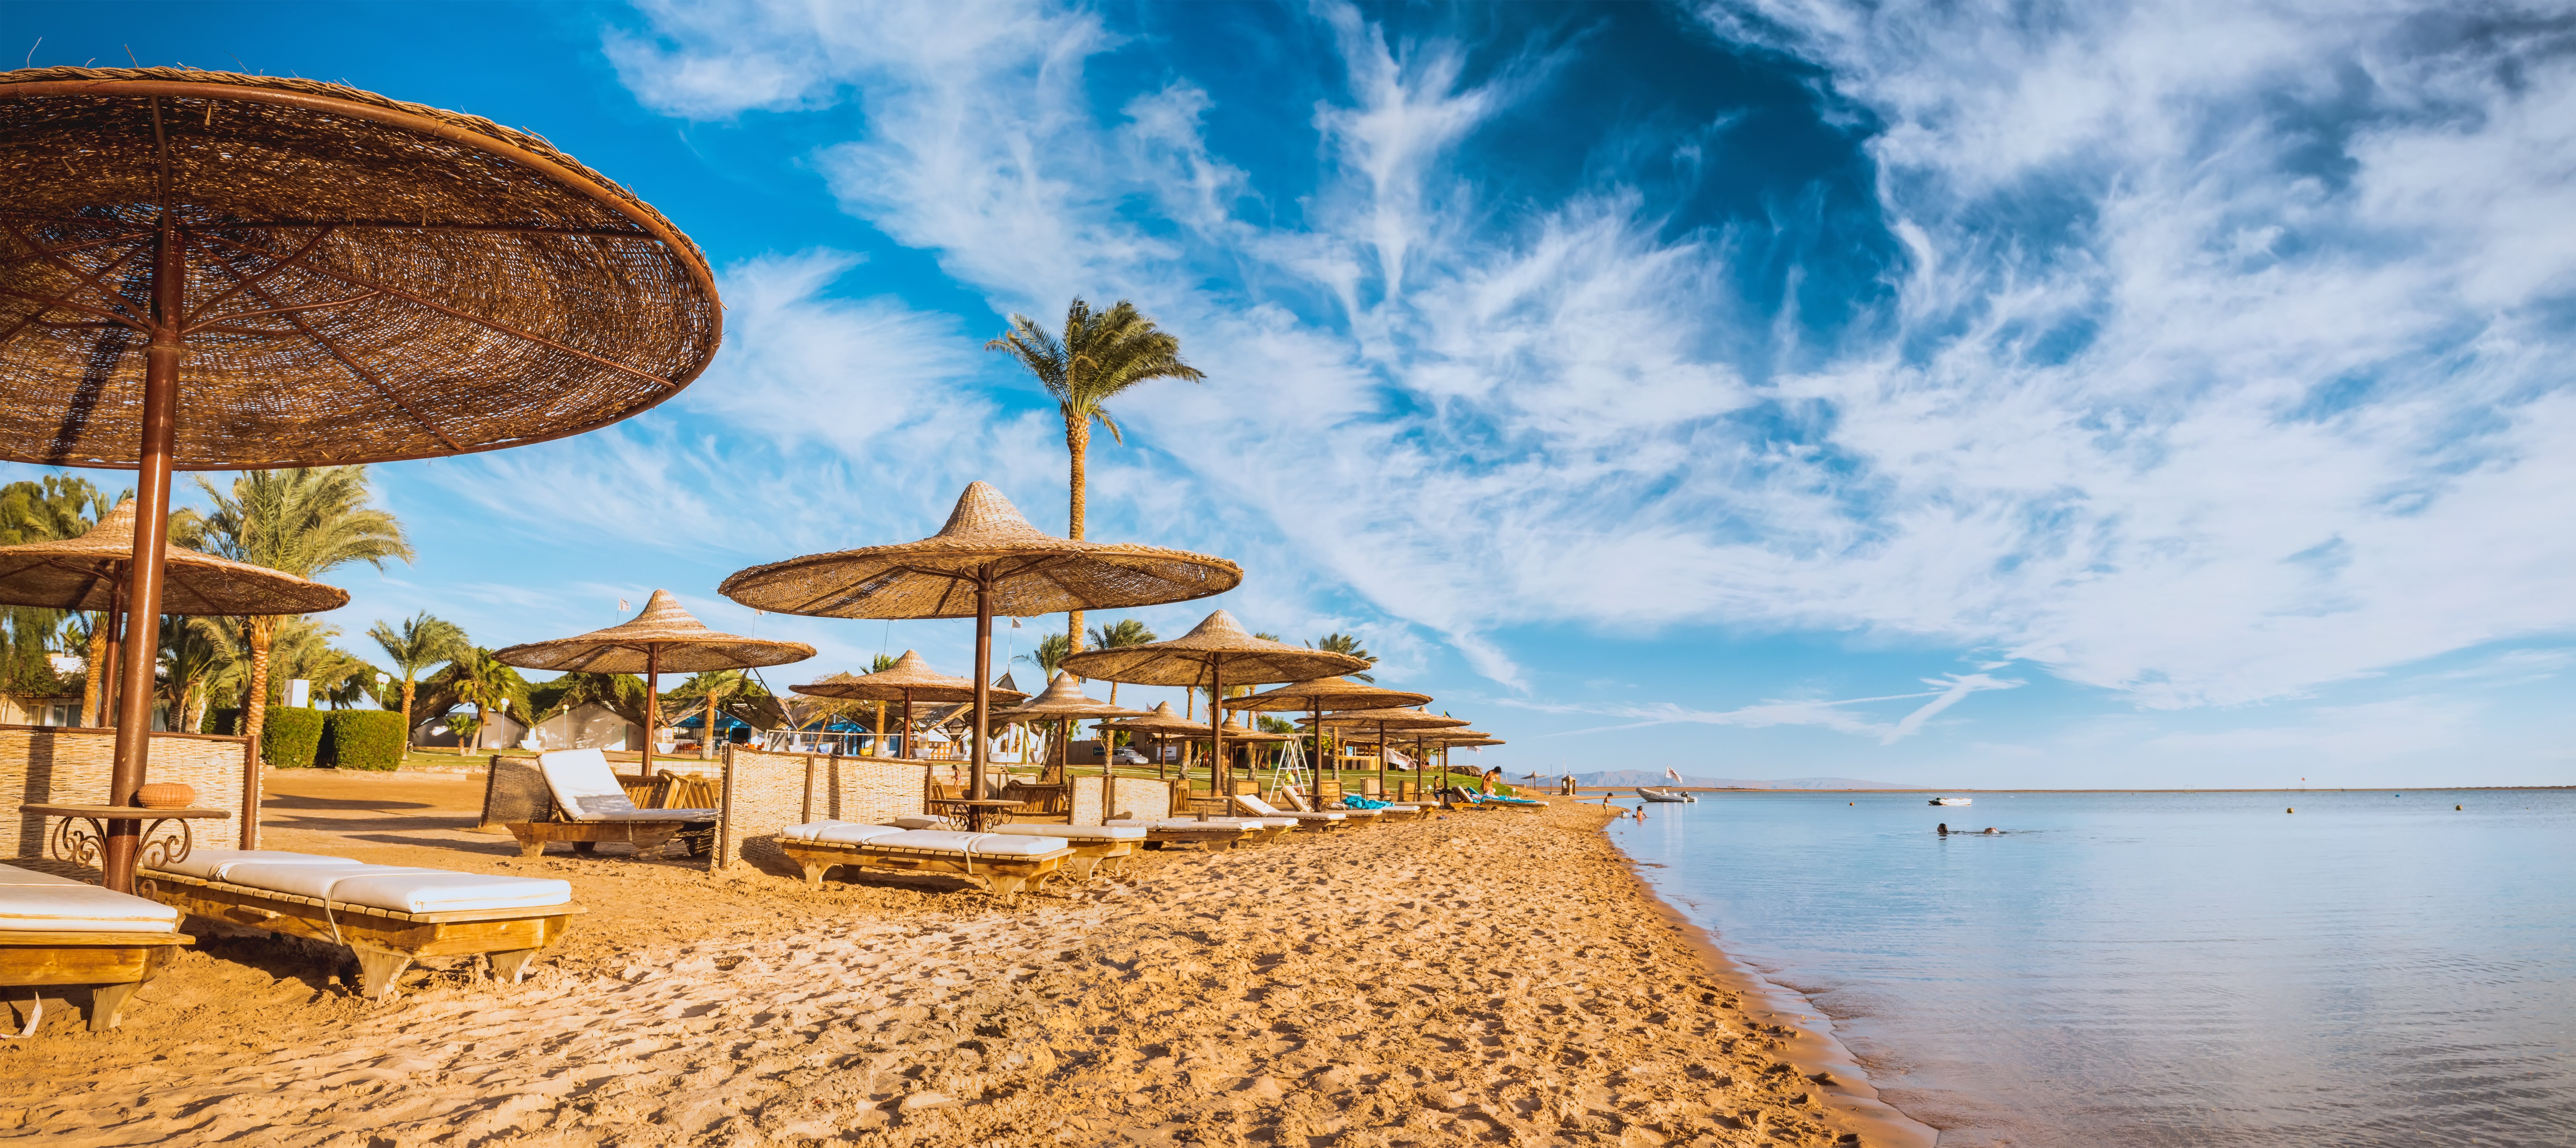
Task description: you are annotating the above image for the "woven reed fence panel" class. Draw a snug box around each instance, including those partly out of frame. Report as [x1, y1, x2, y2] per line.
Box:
[1067, 776, 1174, 825]
[716, 748, 928, 871]
[1, 727, 250, 858]
[1112, 777, 1173, 822]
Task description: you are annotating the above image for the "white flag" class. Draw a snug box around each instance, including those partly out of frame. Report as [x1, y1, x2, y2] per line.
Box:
[1011, 618, 1022, 628]
[618, 598, 629, 612]
[1666, 767, 1682, 783]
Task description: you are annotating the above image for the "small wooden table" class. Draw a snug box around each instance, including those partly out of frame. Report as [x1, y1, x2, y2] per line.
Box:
[931, 798, 1025, 831]
[17, 804, 232, 870]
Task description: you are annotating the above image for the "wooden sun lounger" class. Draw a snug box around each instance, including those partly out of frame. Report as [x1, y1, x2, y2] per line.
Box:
[1106, 818, 1262, 849]
[1, 931, 194, 1033]
[1231, 793, 1354, 831]
[502, 749, 716, 860]
[138, 870, 581, 999]
[777, 832, 1076, 898]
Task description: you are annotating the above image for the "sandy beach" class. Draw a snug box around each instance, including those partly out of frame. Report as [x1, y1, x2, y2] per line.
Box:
[1, 769, 1926, 1147]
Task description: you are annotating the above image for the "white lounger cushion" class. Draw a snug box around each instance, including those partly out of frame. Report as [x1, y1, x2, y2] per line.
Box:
[216, 861, 572, 914]
[149, 848, 352, 881]
[0, 876, 181, 933]
[539, 748, 719, 822]
[0, 863, 86, 887]
[991, 823, 1145, 842]
[869, 830, 1069, 856]
[779, 821, 911, 846]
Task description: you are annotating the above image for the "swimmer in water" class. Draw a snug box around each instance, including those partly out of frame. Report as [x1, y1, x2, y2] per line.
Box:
[1936, 822, 1949, 835]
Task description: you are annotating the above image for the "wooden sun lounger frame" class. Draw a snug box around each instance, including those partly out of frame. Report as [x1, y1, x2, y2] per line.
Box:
[138, 870, 582, 999]
[1230, 795, 1352, 832]
[1130, 821, 1266, 849]
[0, 930, 194, 1032]
[502, 815, 714, 859]
[777, 839, 1075, 898]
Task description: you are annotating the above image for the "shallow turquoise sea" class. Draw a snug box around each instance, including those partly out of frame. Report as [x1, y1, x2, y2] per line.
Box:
[1607, 789, 2576, 1147]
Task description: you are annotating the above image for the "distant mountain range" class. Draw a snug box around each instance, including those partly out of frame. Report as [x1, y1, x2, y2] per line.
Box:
[1565, 769, 1931, 790]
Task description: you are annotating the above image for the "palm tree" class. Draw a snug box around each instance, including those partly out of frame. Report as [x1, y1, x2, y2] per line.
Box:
[158, 616, 228, 734]
[1085, 619, 1156, 704]
[987, 299, 1206, 661]
[181, 467, 412, 757]
[1309, 633, 1376, 683]
[1016, 632, 1072, 679]
[446, 647, 529, 751]
[368, 613, 467, 743]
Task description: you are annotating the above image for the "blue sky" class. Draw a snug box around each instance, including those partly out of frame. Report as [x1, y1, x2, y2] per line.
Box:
[10, 1, 2575, 788]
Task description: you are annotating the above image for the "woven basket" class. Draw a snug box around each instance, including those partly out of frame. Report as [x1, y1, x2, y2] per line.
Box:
[135, 782, 196, 810]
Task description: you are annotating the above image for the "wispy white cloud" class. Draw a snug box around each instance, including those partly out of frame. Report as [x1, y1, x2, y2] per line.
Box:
[598, 0, 2576, 722]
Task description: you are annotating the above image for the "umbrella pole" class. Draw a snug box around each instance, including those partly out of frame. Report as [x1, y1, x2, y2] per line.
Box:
[901, 690, 913, 763]
[1377, 720, 1387, 802]
[1209, 655, 1226, 804]
[1311, 701, 1323, 801]
[970, 572, 993, 814]
[102, 226, 184, 894]
[643, 645, 660, 780]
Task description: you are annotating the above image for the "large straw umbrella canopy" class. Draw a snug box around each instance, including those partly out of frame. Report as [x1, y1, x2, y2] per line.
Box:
[997, 672, 1142, 781]
[0, 497, 348, 852]
[1228, 675, 1430, 797]
[1061, 610, 1367, 801]
[791, 650, 1025, 761]
[0, 499, 347, 614]
[720, 482, 1238, 813]
[0, 67, 721, 891]
[492, 591, 810, 777]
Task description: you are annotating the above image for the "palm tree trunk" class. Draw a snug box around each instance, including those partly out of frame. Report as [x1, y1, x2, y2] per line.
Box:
[81, 612, 107, 726]
[1064, 411, 1089, 664]
[398, 677, 416, 750]
[243, 615, 276, 758]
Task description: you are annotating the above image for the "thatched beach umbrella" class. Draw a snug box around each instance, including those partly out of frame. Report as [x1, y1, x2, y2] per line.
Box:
[1229, 675, 1429, 798]
[1062, 611, 1366, 802]
[0, 67, 721, 890]
[997, 672, 1141, 781]
[791, 650, 1025, 762]
[0, 498, 347, 716]
[1302, 707, 1469, 800]
[493, 591, 811, 778]
[0, 498, 348, 850]
[1095, 700, 1202, 780]
[1406, 728, 1493, 791]
[721, 482, 1237, 808]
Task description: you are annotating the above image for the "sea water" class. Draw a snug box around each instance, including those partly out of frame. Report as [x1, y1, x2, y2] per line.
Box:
[1609, 789, 2576, 1147]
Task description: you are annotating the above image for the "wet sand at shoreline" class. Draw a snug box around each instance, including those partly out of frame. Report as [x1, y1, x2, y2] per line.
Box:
[1, 769, 1926, 1147]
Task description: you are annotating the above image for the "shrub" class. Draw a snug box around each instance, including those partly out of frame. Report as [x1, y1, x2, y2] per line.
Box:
[261, 707, 325, 768]
[323, 711, 407, 771]
[204, 707, 242, 736]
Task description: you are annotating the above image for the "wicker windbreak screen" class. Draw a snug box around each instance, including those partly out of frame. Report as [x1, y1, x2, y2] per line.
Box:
[0, 67, 720, 468]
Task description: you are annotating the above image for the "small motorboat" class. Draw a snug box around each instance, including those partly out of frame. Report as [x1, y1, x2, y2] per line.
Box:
[1929, 796, 1972, 806]
[1637, 787, 1696, 803]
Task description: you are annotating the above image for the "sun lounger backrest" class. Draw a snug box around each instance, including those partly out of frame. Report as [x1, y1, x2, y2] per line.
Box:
[1233, 793, 1286, 817]
[540, 748, 642, 821]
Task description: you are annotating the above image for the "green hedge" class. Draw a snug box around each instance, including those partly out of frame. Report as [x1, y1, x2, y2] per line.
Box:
[261, 707, 325, 768]
[323, 710, 407, 770]
[204, 707, 242, 736]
